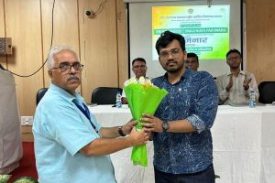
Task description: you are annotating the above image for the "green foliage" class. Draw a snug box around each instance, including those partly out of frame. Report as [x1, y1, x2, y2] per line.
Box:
[0, 175, 11, 183]
[0, 175, 38, 183]
[13, 177, 38, 183]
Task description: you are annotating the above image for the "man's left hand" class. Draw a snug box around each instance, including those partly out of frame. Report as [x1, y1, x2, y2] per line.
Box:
[141, 114, 163, 133]
[122, 120, 136, 135]
[243, 76, 252, 90]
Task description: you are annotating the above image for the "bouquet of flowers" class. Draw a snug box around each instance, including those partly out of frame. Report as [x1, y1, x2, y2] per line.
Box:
[124, 77, 168, 166]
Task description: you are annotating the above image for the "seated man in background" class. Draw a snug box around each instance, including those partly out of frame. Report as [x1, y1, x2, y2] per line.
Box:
[216, 49, 259, 105]
[185, 52, 199, 71]
[33, 45, 149, 183]
[122, 57, 149, 104]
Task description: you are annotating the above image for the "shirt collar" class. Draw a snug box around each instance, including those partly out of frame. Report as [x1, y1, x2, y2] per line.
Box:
[239, 70, 246, 75]
[163, 68, 189, 84]
[226, 70, 246, 76]
[50, 83, 83, 102]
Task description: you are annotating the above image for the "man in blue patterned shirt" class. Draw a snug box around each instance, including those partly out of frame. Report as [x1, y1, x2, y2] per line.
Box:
[142, 31, 219, 183]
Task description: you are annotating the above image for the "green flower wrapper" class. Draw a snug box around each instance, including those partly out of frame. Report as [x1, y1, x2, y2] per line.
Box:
[124, 82, 168, 167]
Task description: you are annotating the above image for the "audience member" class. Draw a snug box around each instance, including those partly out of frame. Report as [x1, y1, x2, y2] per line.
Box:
[32, 46, 149, 183]
[216, 49, 259, 105]
[122, 57, 149, 104]
[142, 31, 219, 183]
[186, 52, 199, 71]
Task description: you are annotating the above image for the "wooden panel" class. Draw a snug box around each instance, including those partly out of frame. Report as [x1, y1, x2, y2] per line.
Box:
[246, 0, 275, 83]
[0, 0, 7, 67]
[5, 0, 43, 115]
[0, 0, 4, 37]
[79, 0, 119, 103]
[0, 0, 4, 36]
[41, 0, 80, 88]
[0, 0, 3, 35]
[116, 0, 128, 88]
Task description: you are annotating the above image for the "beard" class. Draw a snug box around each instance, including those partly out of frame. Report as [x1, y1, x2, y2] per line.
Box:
[162, 60, 184, 73]
[166, 66, 182, 73]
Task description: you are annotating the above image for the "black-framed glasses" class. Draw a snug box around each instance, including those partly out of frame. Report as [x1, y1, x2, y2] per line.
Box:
[52, 61, 84, 72]
[159, 48, 181, 59]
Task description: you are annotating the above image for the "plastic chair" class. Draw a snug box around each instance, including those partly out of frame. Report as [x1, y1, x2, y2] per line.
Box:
[36, 88, 48, 105]
[91, 87, 122, 105]
[258, 81, 275, 104]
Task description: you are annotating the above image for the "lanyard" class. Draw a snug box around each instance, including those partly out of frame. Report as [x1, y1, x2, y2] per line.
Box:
[72, 99, 98, 133]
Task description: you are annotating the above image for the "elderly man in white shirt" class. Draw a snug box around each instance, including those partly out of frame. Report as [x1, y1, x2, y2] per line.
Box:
[216, 49, 259, 105]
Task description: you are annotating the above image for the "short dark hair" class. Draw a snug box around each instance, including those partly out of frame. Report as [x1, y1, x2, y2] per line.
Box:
[132, 57, 146, 66]
[187, 52, 199, 62]
[155, 31, 186, 54]
[226, 49, 242, 58]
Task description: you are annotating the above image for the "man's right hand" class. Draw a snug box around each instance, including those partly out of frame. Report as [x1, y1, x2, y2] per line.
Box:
[226, 74, 233, 92]
[127, 128, 149, 146]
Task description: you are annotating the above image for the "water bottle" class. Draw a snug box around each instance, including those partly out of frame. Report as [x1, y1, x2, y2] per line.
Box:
[249, 88, 256, 108]
[115, 92, 122, 108]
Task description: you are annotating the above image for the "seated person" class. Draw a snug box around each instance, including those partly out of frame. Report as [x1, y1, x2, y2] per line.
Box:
[185, 52, 199, 71]
[216, 49, 259, 105]
[122, 57, 149, 104]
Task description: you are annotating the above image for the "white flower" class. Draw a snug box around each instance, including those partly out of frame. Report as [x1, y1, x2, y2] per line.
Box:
[124, 76, 155, 87]
[139, 76, 146, 84]
[124, 77, 138, 86]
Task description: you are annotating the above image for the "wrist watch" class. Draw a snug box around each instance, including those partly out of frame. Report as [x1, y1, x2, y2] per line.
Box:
[118, 126, 126, 136]
[162, 121, 169, 132]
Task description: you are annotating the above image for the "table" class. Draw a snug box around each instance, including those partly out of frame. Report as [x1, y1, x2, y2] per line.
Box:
[89, 104, 275, 183]
[213, 105, 275, 183]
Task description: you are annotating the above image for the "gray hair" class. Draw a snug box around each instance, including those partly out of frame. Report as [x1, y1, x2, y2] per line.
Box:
[47, 45, 79, 70]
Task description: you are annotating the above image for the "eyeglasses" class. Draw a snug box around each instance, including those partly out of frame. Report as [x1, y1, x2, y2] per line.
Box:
[159, 48, 181, 59]
[52, 61, 84, 72]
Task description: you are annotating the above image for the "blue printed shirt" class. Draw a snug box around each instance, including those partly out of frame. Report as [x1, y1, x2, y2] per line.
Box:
[152, 69, 219, 174]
